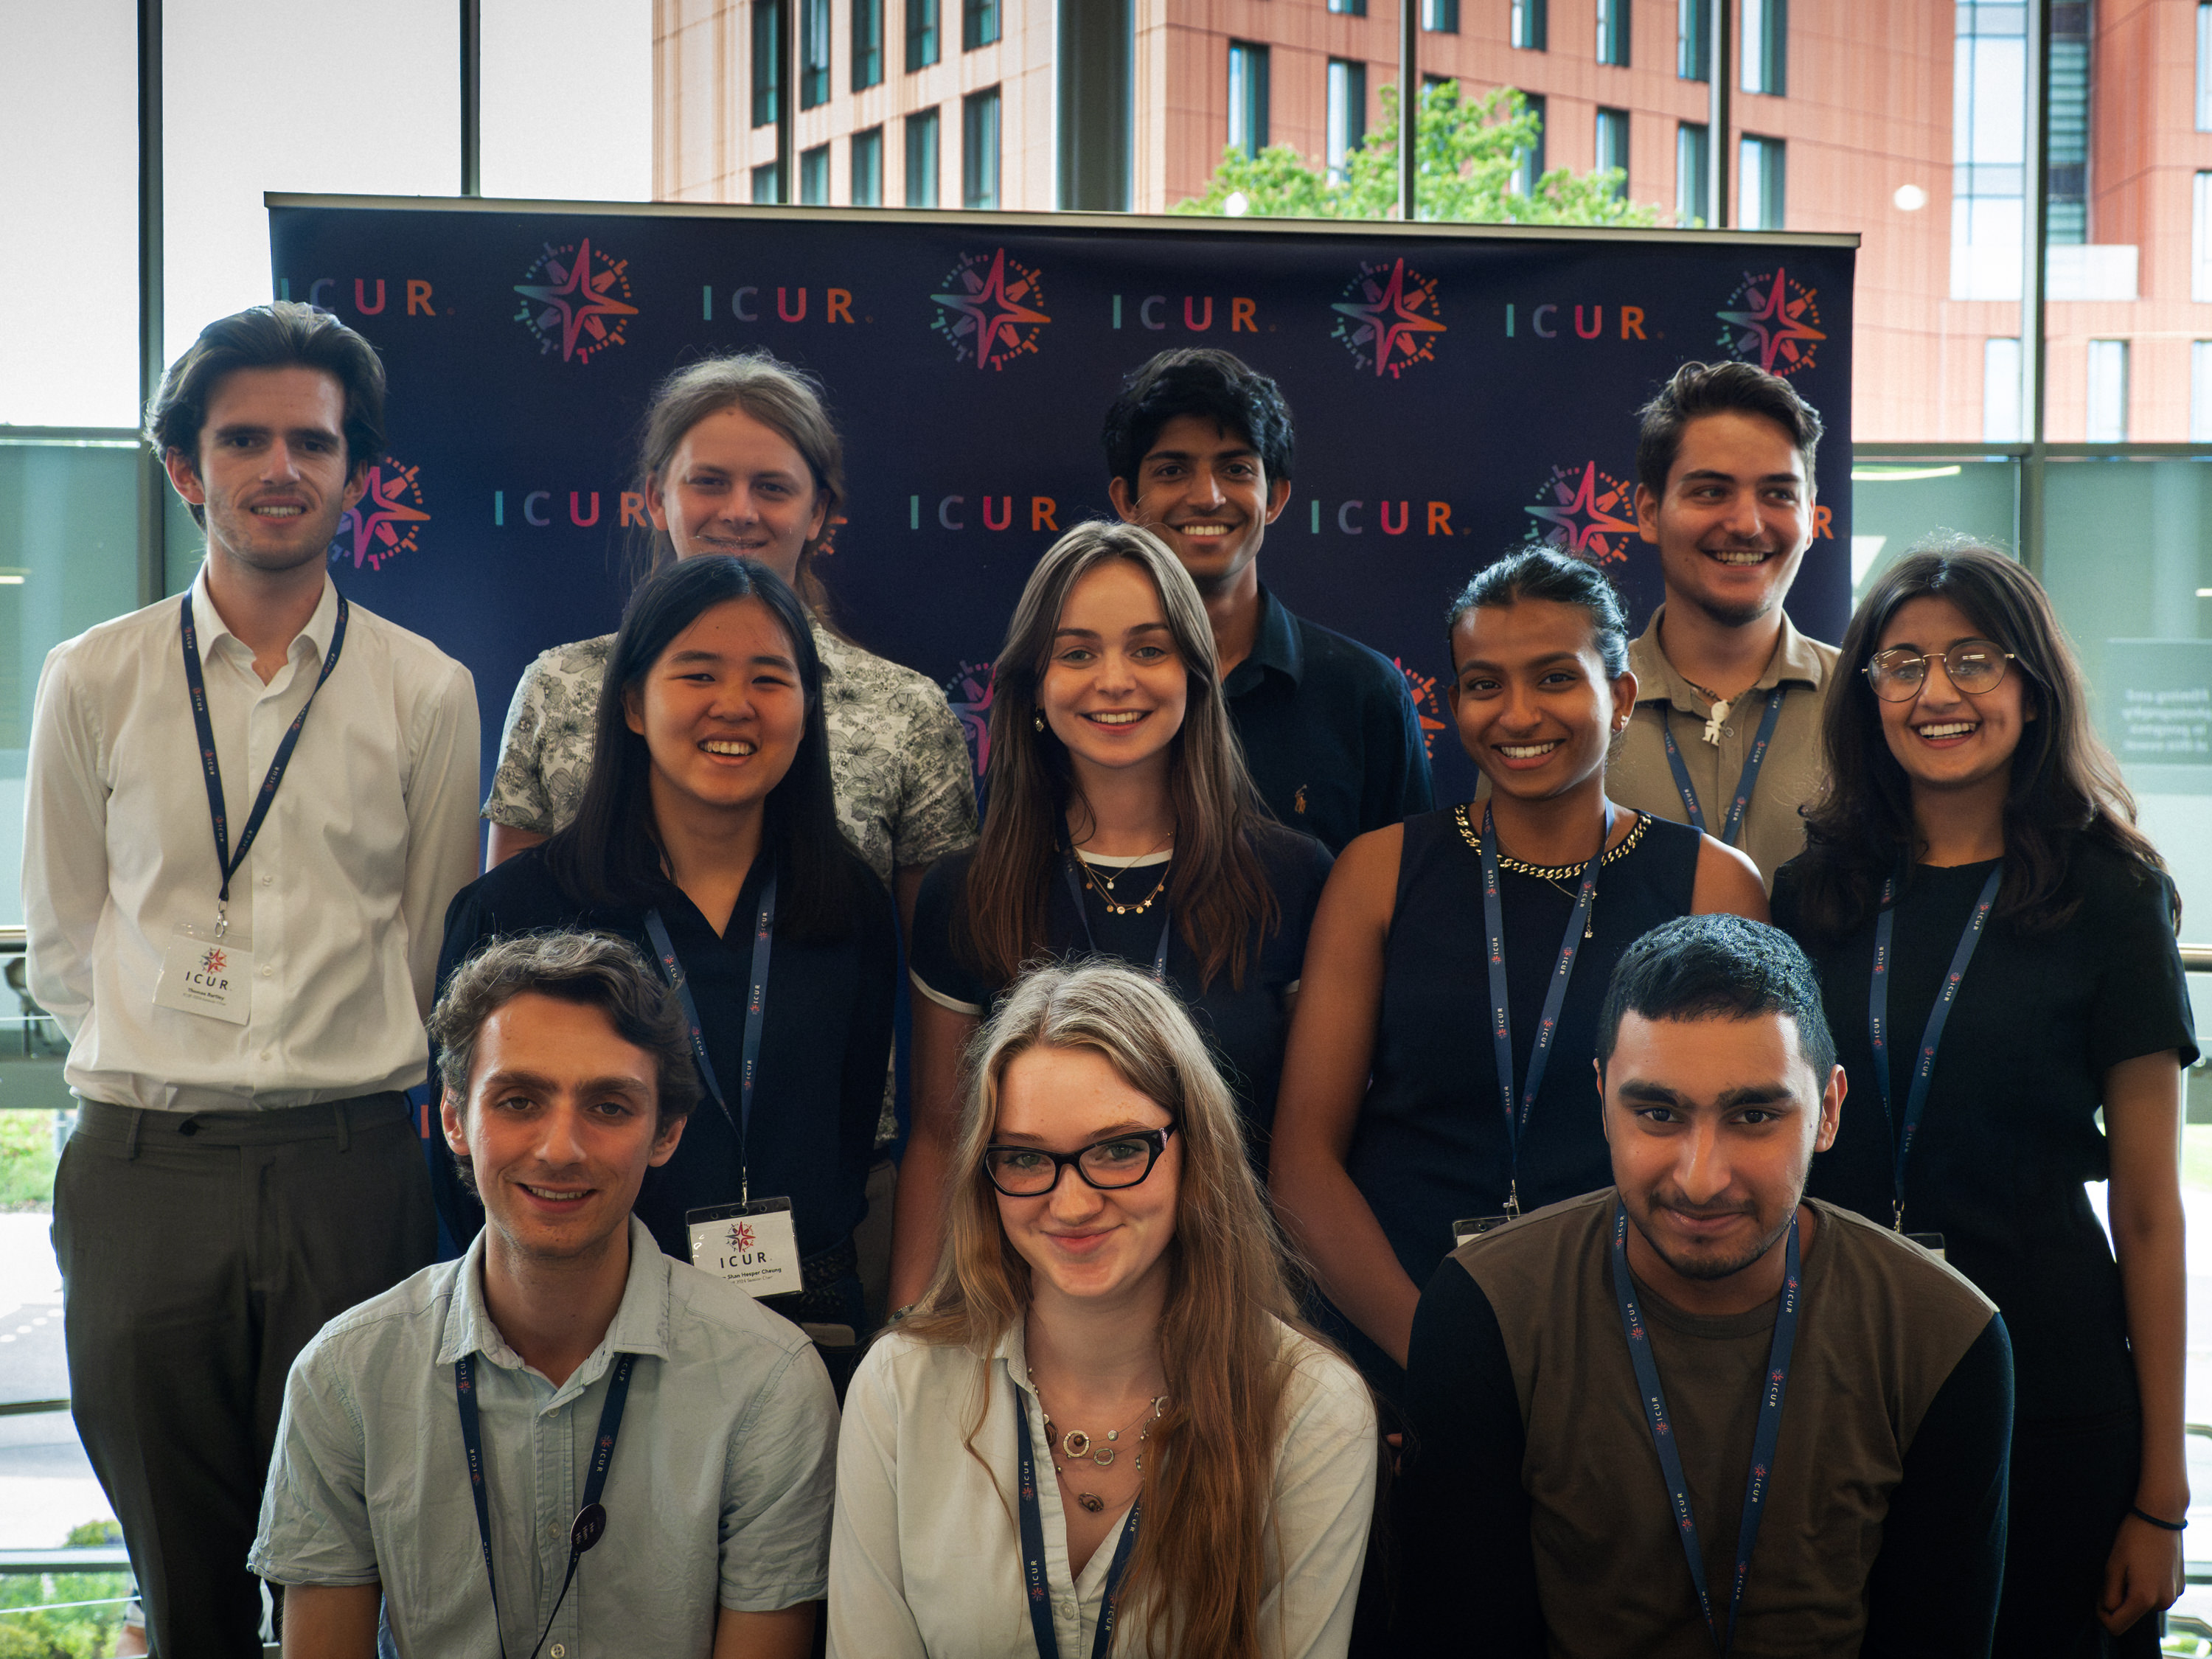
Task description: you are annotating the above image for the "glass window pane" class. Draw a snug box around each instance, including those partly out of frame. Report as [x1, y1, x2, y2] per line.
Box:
[963, 0, 1000, 48]
[1514, 92, 1548, 195]
[1738, 134, 1784, 228]
[1679, 0, 1710, 79]
[907, 0, 939, 69]
[1422, 0, 1459, 32]
[1229, 43, 1270, 158]
[753, 161, 782, 203]
[961, 90, 998, 209]
[754, 1, 783, 128]
[2086, 339, 2130, 441]
[164, 0, 459, 357]
[801, 143, 831, 203]
[1327, 60, 1367, 182]
[2194, 343, 2212, 441]
[1743, 0, 1787, 93]
[1677, 121, 1709, 225]
[1846, 459, 2021, 606]
[801, 0, 832, 108]
[0, 0, 137, 428]
[2195, 173, 2212, 302]
[1596, 108, 1630, 198]
[1512, 0, 1548, 50]
[481, 0, 650, 201]
[906, 108, 940, 205]
[1984, 336, 2023, 440]
[852, 127, 884, 206]
[853, 0, 885, 91]
[1596, 0, 1630, 65]
[2199, 3, 2212, 130]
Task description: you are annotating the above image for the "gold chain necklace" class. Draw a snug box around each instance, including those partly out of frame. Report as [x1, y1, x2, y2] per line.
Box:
[1033, 1385, 1166, 1513]
[1076, 851, 1172, 917]
[1452, 806, 1649, 934]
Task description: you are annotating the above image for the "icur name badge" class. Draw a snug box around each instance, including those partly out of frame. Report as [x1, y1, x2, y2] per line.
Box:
[687, 1197, 801, 1298]
[153, 926, 254, 1026]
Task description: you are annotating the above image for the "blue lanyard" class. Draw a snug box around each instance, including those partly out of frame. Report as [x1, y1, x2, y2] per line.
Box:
[1060, 852, 1171, 982]
[178, 589, 349, 914]
[455, 1349, 636, 1659]
[1013, 1383, 1141, 1659]
[1478, 800, 1612, 1217]
[644, 871, 776, 1206]
[1611, 1200, 1801, 1653]
[1869, 864, 2001, 1231]
[1658, 689, 1786, 849]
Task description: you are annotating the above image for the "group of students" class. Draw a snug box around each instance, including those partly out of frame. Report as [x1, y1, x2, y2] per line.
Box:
[22, 297, 2197, 1659]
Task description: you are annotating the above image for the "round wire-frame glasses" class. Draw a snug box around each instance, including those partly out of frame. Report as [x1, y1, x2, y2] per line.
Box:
[982, 1124, 1178, 1197]
[1864, 639, 2017, 702]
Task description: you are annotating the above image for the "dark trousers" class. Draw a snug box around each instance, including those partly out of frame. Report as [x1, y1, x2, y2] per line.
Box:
[52, 1094, 437, 1659]
[1996, 1408, 2160, 1659]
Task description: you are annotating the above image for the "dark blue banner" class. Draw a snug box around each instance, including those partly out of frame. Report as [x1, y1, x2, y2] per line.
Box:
[268, 198, 1854, 801]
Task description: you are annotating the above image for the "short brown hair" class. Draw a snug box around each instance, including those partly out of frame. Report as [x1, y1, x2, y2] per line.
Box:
[429, 931, 699, 1136]
[1634, 359, 1823, 501]
[145, 302, 389, 527]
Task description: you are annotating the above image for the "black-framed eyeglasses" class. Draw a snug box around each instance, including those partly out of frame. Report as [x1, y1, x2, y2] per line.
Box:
[982, 1125, 1178, 1197]
[1864, 639, 2017, 702]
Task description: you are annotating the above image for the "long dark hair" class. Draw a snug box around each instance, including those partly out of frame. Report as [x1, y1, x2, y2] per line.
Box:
[964, 521, 1282, 990]
[543, 554, 866, 939]
[1792, 540, 2171, 939]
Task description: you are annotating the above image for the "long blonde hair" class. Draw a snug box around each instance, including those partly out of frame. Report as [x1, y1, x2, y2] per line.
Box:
[964, 521, 1281, 990]
[902, 960, 1326, 1659]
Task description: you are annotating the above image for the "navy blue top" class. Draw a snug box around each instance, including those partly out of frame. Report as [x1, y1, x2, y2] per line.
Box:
[1224, 584, 1435, 855]
[909, 825, 1332, 1167]
[430, 845, 898, 1268]
[1341, 807, 1700, 1386]
[1775, 841, 2199, 1421]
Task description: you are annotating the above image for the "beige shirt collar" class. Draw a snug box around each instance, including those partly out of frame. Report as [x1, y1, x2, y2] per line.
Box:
[1629, 602, 1832, 714]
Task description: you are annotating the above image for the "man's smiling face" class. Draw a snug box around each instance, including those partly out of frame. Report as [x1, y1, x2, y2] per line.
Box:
[1635, 409, 1815, 630]
[1109, 414, 1292, 595]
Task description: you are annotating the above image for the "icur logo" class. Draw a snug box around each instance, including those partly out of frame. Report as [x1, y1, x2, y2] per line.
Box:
[931, 249, 1051, 371]
[1393, 659, 1449, 759]
[1330, 259, 1447, 378]
[727, 1221, 757, 1251]
[1717, 267, 1825, 377]
[942, 660, 998, 782]
[330, 458, 431, 572]
[200, 948, 227, 975]
[513, 237, 639, 363]
[1524, 462, 1638, 565]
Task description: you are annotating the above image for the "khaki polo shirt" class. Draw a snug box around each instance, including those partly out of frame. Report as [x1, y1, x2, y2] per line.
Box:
[1609, 605, 1840, 888]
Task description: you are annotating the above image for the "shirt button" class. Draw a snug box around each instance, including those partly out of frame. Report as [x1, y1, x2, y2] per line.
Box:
[259, 1048, 271, 1062]
[550, 1646, 566, 1658]
[260, 874, 273, 886]
[260, 966, 273, 978]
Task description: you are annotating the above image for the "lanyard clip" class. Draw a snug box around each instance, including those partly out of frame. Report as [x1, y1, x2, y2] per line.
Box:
[1892, 1201, 1905, 1234]
[1505, 1181, 1521, 1221]
[213, 905, 229, 942]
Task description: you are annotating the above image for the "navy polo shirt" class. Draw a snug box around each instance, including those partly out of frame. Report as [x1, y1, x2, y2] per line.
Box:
[1223, 584, 1435, 853]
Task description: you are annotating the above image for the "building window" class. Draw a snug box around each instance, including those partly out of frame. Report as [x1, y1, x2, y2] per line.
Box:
[1596, 0, 1630, 66]
[800, 143, 831, 202]
[1739, 133, 1784, 228]
[1229, 43, 1270, 158]
[1679, 0, 1709, 79]
[962, 0, 998, 49]
[907, 0, 939, 69]
[2085, 338, 2129, 441]
[2196, 173, 2212, 300]
[852, 126, 884, 204]
[1742, 0, 1787, 94]
[1326, 60, 1367, 183]
[1951, 2, 2028, 300]
[801, 0, 832, 109]
[962, 87, 1000, 206]
[1423, 0, 1458, 30]
[906, 107, 940, 205]
[854, 0, 884, 89]
[1596, 107, 1630, 197]
[2199, 4, 2212, 130]
[1677, 121, 1708, 224]
[751, 0, 782, 128]
[752, 161, 782, 202]
[2192, 341, 2212, 439]
[1329, 0, 1368, 15]
[1983, 336, 2022, 441]
[1512, 0, 1546, 50]
[2046, 2, 2090, 245]
[1513, 92, 1547, 194]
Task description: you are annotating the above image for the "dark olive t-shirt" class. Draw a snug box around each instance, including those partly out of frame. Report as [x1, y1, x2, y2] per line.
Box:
[1774, 841, 2198, 1420]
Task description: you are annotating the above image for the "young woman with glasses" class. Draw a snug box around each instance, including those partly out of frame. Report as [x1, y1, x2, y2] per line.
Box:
[828, 959, 1377, 1659]
[891, 521, 1332, 1310]
[1773, 541, 2197, 1657]
[1269, 548, 1770, 1400]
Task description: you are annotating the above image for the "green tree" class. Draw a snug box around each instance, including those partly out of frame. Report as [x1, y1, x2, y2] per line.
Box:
[1173, 81, 1660, 227]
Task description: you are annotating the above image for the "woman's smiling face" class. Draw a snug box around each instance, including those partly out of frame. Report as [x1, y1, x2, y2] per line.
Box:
[1038, 558, 1190, 783]
[1448, 597, 1632, 802]
[1871, 594, 2033, 799]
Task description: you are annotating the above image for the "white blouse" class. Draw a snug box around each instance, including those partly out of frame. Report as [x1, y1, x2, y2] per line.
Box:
[828, 1317, 1377, 1659]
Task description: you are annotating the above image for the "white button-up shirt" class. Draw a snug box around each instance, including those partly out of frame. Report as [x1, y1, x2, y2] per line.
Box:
[828, 1318, 1377, 1659]
[251, 1217, 839, 1657]
[23, 566, 481, 1111]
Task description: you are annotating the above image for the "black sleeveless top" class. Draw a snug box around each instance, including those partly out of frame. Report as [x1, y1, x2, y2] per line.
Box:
[1346, 806, 1702, 1292]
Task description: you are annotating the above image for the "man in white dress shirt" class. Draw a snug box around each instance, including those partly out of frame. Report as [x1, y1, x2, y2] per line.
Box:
[24, 302, 481, 1657]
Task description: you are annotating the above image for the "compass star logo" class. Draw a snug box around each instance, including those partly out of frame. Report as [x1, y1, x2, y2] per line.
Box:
[330, 457, 431, 572]
[200, 948, 227, 975]
[1330, 258, 1447, 378]
[1393, 659, 1450, 759]
[513, 237, 640, 364]
[1716, 267, 1826, 377]
[728, 1222, 757, 1251]
[931, 248, 1051, 371]
[1524, 462, 1638, 564]
[942, 660, 998, 781]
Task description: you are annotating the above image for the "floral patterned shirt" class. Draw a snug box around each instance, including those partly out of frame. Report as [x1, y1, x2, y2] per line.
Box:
[484, 619, 978, 1148]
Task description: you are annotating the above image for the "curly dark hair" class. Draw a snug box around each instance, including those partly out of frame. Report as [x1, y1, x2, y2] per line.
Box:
[1102, 348, 1295, 493]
